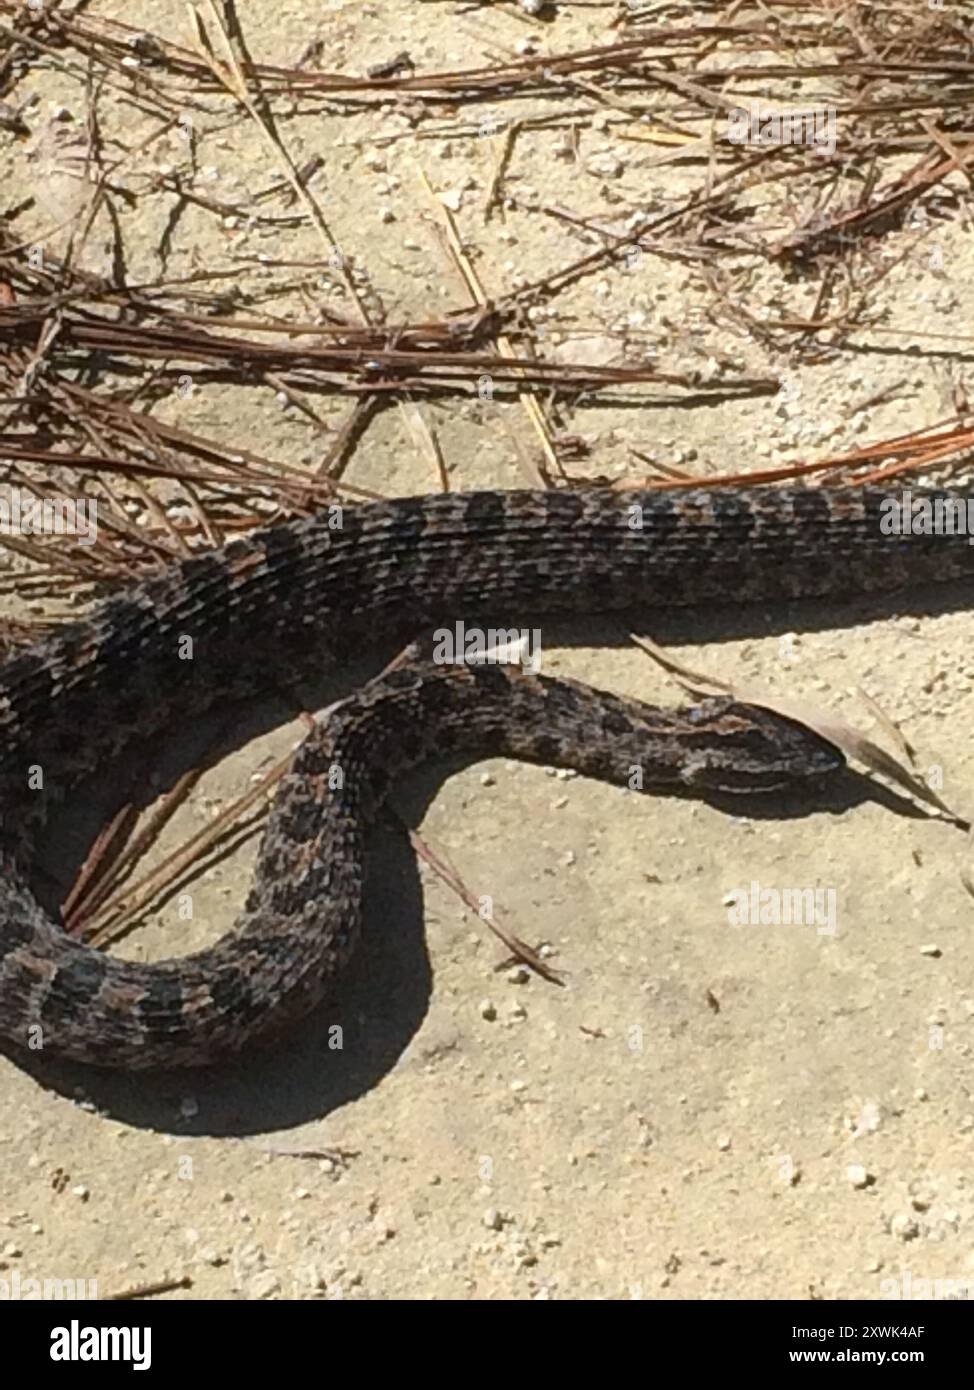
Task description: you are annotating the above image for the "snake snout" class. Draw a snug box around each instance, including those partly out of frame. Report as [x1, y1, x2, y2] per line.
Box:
[680, 699, 844, 793]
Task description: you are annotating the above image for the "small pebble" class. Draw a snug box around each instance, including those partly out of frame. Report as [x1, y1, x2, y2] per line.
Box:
[852, 1100, 883, 1137]
[846, 1164, 874, 1189]
[920, 944, 942, 958]
[890, 1213, 920, 1242]
[778, 1155, 801, 1186]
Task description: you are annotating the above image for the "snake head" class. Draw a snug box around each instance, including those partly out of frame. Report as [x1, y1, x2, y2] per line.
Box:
[678, 698, 844, 794]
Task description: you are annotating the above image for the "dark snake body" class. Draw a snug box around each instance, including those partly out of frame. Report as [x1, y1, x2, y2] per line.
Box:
[0, 486, 971, 1068]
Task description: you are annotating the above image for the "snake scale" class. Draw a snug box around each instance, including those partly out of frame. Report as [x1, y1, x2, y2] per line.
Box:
[0, 485, 972, 1069]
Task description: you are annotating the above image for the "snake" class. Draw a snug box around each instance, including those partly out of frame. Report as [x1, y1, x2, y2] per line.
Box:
[0, 484, 972, 1069]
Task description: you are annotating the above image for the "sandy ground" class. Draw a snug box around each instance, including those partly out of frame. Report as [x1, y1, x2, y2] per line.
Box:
[2, 1, 974, 1301]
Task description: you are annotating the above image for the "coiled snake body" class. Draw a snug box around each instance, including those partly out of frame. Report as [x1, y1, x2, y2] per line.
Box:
[0, 486, 971, 1069]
